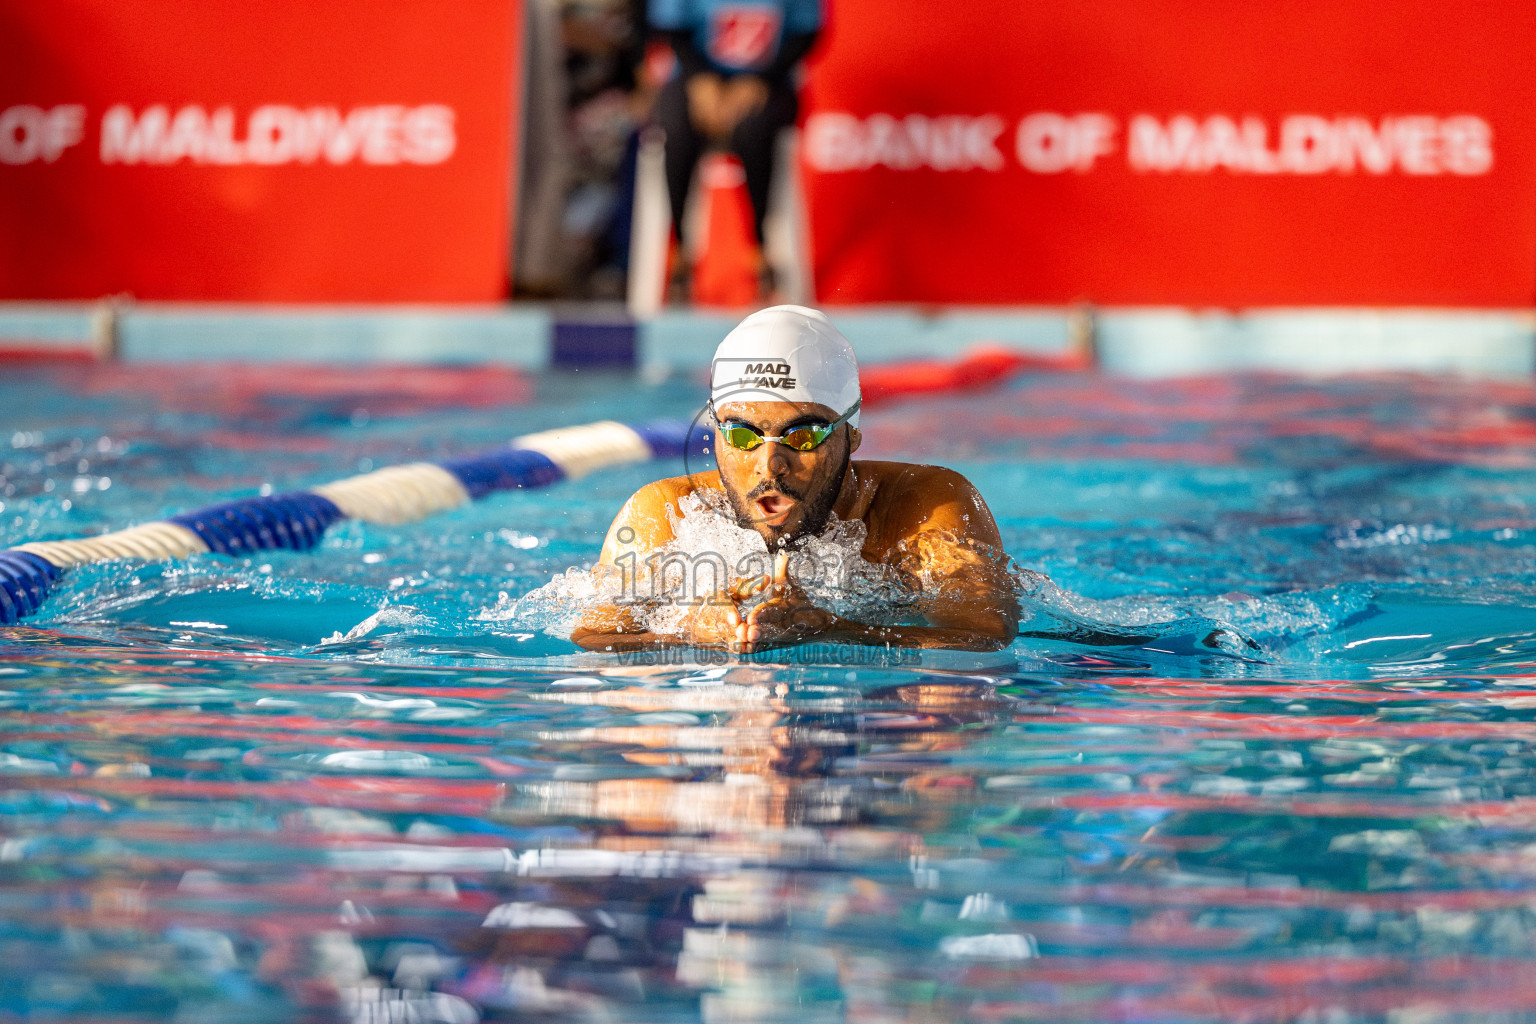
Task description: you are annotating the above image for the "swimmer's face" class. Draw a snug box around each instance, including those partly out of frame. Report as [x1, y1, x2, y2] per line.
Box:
[713, 400, 862, 546]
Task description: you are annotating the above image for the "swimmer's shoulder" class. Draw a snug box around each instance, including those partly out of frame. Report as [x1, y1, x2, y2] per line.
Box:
[853, 460, 981, 504]
[636, 471, 722, 509]
[598, 472, 725, 562]
[851, 460, 998, 546]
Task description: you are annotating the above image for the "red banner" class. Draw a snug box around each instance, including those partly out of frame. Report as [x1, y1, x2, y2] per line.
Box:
[800, 1, 1536, 306]
[0, 1, 519, 302]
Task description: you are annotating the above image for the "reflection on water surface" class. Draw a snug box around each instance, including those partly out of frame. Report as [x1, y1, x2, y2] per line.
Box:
[4, 366, 1536, 1021]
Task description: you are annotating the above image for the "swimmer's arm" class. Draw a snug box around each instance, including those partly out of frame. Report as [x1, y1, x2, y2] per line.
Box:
[570, 480, 744, 651]
[574, 604, 751, 653]
[570, 612, 675, 653]
[738, 470, 1018, 653]
[805, 572, 1019, 650]
[845, 467, 1018, 650]
[571, 483, 676, 650]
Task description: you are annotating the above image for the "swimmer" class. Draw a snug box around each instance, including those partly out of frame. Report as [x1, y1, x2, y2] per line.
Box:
[572, 305, 1020, 654]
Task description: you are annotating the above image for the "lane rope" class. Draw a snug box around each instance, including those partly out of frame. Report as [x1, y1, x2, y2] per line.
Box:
[0, 419, 707, 625]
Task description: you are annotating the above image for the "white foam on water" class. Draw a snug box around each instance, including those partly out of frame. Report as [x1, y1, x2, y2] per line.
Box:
[477, 486, 1363, 661]
[1024, 576, 1368, 636]
[320, 604, 435, 645]
[493, 489, 917, 639]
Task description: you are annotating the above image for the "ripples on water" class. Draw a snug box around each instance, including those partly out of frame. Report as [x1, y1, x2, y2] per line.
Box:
[4, 364, 1536, 1022]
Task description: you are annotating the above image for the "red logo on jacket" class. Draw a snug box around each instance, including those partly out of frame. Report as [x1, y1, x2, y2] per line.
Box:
[708, 7, 782, 68]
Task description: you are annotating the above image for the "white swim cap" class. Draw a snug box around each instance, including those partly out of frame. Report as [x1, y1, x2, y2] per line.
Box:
[709, 305, 861, 426]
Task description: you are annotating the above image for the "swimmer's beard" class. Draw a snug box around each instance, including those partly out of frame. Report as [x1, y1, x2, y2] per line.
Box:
[724, 458, 849, 549]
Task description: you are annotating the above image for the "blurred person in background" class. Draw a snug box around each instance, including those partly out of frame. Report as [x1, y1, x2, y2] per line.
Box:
[515, 0, 655, 299]
[512, 0, 573, 298]
[562, 0, 657, 299]
[649, 0, 822, 300]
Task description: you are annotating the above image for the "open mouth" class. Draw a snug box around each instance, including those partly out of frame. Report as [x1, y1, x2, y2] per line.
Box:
[753, 493, 796, 524]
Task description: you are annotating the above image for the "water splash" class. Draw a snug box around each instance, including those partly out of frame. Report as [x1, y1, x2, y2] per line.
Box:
[491, 489, 918, 640]
[490, 489, 1281, 660]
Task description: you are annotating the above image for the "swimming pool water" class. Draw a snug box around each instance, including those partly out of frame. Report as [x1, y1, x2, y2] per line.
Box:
[4, 361, 1536, 1022]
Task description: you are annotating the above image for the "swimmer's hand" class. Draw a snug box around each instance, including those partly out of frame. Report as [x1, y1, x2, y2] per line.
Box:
[569, 557, 818, 653]
[678, 588, 750, 648]
[666, 571, 766, 649]
[732, 549, 1019, 653]
[736, 552, 837, 654]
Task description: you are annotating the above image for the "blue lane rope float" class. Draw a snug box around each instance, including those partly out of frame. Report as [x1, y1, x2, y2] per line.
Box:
[0, 419, 710, 625]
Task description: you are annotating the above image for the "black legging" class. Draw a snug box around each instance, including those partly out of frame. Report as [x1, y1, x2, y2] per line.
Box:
[655, 74, 799, 247]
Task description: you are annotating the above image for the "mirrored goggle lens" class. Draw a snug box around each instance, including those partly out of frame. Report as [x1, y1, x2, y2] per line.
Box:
[720, 424, 765, 450]
[781, 426, 831, 451]
[718, 423, 835, 451]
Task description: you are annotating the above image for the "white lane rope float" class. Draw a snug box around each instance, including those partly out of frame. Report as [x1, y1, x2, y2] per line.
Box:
[0, 419, 707, 625]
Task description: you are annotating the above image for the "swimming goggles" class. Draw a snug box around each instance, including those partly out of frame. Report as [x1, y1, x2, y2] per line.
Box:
[712, 399, 861, 452]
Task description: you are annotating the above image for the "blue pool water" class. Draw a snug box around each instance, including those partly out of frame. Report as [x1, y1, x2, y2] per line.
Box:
[4, 361, 1536, 1022]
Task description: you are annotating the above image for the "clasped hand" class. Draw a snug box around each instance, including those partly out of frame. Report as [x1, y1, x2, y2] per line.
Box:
[686, 73, 770, 143]
[686, 552, 837, 653]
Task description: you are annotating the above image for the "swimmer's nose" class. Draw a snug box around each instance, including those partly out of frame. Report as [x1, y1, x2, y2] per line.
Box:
[755, 438, 791, 474]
